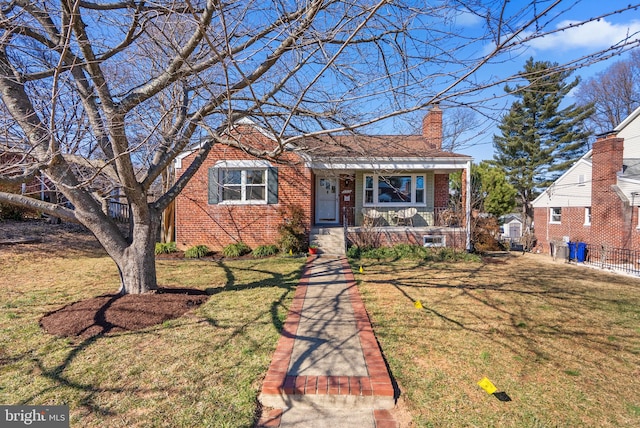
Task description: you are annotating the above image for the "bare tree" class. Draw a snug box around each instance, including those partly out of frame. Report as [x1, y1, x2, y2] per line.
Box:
[442, 107, 480, 152]
[1, 1, 639, 294]
[576, 50, 640, 133]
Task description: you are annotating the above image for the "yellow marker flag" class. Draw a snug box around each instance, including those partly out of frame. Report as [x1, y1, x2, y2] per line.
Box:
[289, 249, 293, 256]
[477, 377, 497, 395]
[359, 266, 364, 273]
[414, 300, 423, 309]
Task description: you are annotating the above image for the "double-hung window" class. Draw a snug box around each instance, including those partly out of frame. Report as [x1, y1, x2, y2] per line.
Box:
[220, 169, 266, 202]
[364, 174, 425, 206]
[550, 207, 562, 223]
[208, 160, 278, 205]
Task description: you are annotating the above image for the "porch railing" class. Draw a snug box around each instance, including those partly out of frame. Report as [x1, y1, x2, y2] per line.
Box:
[108, 200, 130, 224]
[342, 206, 461, 227]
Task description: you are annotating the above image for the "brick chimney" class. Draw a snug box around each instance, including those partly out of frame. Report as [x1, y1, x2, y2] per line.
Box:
[423, 104, 443, 150]
[592, 134, 624, 192]
[591, 133, 626, 248]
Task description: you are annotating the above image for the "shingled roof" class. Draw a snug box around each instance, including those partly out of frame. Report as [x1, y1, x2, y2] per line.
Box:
[293, 133, 470, 159]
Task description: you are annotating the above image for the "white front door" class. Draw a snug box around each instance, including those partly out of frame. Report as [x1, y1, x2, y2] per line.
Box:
[315, 176, 339, 224]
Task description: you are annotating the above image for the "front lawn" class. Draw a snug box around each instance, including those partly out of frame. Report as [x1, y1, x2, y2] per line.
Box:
[3, 225, 639, 427]
[356, 253, 640, 427]
[0, 238, 304, 427]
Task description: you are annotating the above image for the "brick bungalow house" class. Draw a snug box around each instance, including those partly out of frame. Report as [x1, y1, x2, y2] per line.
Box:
[174, 107, 472, 253]
[532, 106, 640, 253]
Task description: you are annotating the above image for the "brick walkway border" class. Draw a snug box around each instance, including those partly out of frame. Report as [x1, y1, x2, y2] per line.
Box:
[257, 256, 396, 427]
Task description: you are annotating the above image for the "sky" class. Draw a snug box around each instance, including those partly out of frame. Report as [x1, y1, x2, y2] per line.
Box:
[450, 0, 640, 162]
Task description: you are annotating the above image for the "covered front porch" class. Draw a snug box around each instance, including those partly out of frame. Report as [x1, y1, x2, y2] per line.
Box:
[310, 165, 472, 251]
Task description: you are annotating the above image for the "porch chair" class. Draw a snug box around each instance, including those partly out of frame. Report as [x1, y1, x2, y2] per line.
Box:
[395, 207, 417, 227]
[361, 207, 382, 227]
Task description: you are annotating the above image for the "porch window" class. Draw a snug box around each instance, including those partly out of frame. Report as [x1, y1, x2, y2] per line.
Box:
[550, 207, 562, 223]
[363, 174, 426, 206]
[208, 162, 278, 204]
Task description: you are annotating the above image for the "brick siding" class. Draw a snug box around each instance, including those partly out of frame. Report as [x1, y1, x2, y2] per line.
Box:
[175, 126, 312, 251]
[433, 174, 450, 208]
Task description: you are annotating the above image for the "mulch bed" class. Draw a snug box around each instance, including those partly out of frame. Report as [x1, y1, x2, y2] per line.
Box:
[40, 288, 209, 339]
[4, 219, 254, 338]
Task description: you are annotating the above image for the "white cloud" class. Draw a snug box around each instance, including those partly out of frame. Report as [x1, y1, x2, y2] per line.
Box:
[454, 10, 484, 27]
[527, 18, 640, 51]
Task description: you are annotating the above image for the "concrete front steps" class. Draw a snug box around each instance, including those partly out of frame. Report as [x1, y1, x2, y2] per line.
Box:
[309, 226, 346, 256]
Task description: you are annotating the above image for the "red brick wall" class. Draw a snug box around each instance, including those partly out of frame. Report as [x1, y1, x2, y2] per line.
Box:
[339, 174, 356, 225]
[175, 126, 312, 251]
[347, 228, 467, 250]
[434, 174, 449, 208]
[533, 206, 590, 253]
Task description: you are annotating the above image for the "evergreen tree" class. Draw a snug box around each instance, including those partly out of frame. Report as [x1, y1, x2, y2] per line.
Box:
[492, 58, 593, 228]
[450, 161, 516, 218]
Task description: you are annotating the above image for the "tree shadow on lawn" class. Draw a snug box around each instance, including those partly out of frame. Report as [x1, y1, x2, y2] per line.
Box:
[29, 258, 304, 420]
[360, 254, 640, 364]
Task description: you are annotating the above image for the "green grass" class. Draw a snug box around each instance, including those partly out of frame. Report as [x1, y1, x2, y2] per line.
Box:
[355, 253, 640, 427]
[0, 247, 304, 427]
[5, 236, 640, 427]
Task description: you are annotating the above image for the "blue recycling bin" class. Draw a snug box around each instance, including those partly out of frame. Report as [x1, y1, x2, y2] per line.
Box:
[576, 242, 587, 262]
[568, 242, 577, 260]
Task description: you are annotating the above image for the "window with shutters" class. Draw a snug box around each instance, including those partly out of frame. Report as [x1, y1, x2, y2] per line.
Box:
[208, 161, 277, 205]
[220, 169, 266, 202]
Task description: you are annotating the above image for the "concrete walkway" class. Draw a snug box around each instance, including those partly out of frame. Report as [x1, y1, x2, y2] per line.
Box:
[257, 256, 398, 427]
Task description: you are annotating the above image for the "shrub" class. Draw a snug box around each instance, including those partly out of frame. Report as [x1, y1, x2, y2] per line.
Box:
[0, 204, 26, 221]
[277, 205, 307, 254]
[222, 242, 251, 258]
[392, 243, 425, 259]
[361, 246, 396, 260]
[346, 245, 362, 259]
[155, 242, 177, 255]
[252, 244, 279, 258]
[0, 184, 20, 220]
[185, 245, 211, 259]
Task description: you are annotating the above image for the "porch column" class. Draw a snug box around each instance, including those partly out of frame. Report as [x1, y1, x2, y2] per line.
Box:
[464, 160, 472, 252]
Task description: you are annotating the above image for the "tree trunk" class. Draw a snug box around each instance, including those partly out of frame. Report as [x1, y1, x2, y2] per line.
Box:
[92, 211, 160, 295]
[119, 216, 159, 294]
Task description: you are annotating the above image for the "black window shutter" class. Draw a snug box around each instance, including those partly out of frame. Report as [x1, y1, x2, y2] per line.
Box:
[208, 167, 219, 204]
[267, 167, 278, 204]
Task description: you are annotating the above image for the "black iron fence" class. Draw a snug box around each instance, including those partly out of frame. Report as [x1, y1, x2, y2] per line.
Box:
[583, 244, 640, 276]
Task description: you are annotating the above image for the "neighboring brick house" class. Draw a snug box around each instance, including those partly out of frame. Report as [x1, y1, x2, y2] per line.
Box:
[532, 106, 640, 253]
[175, 107, 473, 251]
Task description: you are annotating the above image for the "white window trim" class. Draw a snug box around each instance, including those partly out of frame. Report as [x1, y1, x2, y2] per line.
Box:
[213, 160, 272, 205]
[550, 207, 562, 224]
[584, 207, 591, 226]
[219, 169, 268, 205]
[637, 207, 640, 229]
[363, 173, 427, 207]
[214, 159, 272, 168]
